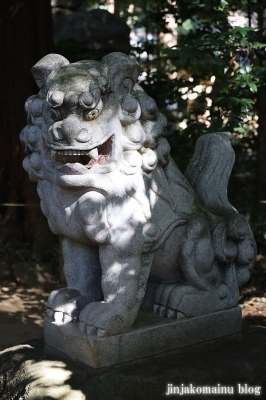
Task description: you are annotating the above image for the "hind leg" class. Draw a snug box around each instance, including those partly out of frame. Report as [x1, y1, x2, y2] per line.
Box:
[153, 214, 230, 318]
[47, 237, 102, 323]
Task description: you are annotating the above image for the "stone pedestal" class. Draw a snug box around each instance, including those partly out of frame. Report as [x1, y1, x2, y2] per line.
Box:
[44, 307, 242, 368]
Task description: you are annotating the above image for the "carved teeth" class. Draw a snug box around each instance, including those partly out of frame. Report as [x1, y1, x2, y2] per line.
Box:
[51, 148, 100, 158]
[88, 148, 98, 160]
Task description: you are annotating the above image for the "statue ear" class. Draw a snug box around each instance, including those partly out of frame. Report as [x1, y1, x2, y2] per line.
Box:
[101, 52, 140, 94]
[31, 53, 69, 90]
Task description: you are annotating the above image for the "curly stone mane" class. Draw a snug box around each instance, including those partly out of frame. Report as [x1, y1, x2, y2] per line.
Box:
[21, 53, 170, 184]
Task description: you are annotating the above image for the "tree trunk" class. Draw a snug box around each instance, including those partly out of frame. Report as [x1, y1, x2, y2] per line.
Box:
[0, 0, 56, 256]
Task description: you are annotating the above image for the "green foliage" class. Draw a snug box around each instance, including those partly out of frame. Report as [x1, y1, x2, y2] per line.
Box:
[81, 0, 107, 9]
[59, 0, 266, 238]
[124, 0, 266, 237]
[162, 12, 265, 135]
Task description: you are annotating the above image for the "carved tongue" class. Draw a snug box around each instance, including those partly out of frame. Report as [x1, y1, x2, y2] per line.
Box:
[88, 148, 98, 160]
[58, 163, 90, 175]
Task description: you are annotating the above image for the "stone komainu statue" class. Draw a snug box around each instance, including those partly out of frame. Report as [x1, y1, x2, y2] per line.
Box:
[20, 52, 256, 338]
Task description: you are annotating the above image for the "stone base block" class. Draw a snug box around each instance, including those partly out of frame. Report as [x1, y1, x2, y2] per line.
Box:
[44, 307, 242, 368]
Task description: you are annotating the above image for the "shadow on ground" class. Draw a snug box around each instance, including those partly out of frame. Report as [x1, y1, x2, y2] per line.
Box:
[0, 283, 52, 350]
[0, 279, 266, 399]
[0, 327, 266, 399]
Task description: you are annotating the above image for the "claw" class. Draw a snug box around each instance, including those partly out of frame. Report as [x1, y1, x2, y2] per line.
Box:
[153, 303, 160, 314]
[97, 328, 107, 338]
[167, 308, 177, 319]
[54, 311, 64, 324]
[158, 305, 167, 316]
[176, 311, 186, 320]
[217, 283, 229, 300]
[62, 313, 72, 324]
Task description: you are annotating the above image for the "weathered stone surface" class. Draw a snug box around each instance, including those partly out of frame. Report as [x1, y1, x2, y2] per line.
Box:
[44, 307, 242, 368]
[1, 326, 266, 399]
[20, 51, 256, 365]
[52, 8, 130, 53]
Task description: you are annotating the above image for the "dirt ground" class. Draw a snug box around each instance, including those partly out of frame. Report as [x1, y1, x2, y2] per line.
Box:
[0, 255, 265, 351]
[0, 283, 52, 350]
[238, 253, 266, 327]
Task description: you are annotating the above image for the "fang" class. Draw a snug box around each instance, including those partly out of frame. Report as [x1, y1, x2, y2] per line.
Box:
[88, 148, 98, 160]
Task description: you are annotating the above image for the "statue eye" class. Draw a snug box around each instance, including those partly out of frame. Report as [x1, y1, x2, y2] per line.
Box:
[83, 109, 99, 121]
[50, 108, 61, 121]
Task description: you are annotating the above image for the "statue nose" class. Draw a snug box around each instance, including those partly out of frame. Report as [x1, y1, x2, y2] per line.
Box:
[52, 116, 92, 144]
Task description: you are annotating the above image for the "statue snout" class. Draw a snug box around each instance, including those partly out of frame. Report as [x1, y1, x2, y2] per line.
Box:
[52, 116, 92, 145]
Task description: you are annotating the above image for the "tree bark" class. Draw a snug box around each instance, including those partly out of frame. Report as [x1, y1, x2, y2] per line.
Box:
[0, 0, 55, 255]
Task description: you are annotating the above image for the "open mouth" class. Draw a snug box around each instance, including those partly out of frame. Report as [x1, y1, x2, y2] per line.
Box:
[50, 137, 112, 169]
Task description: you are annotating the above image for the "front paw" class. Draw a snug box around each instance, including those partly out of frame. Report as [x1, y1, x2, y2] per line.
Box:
[153, 283, 196, 319]
[79, 302, 133, 338]
[47, 288, 91, 324]
[154, 283, 231, 319]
